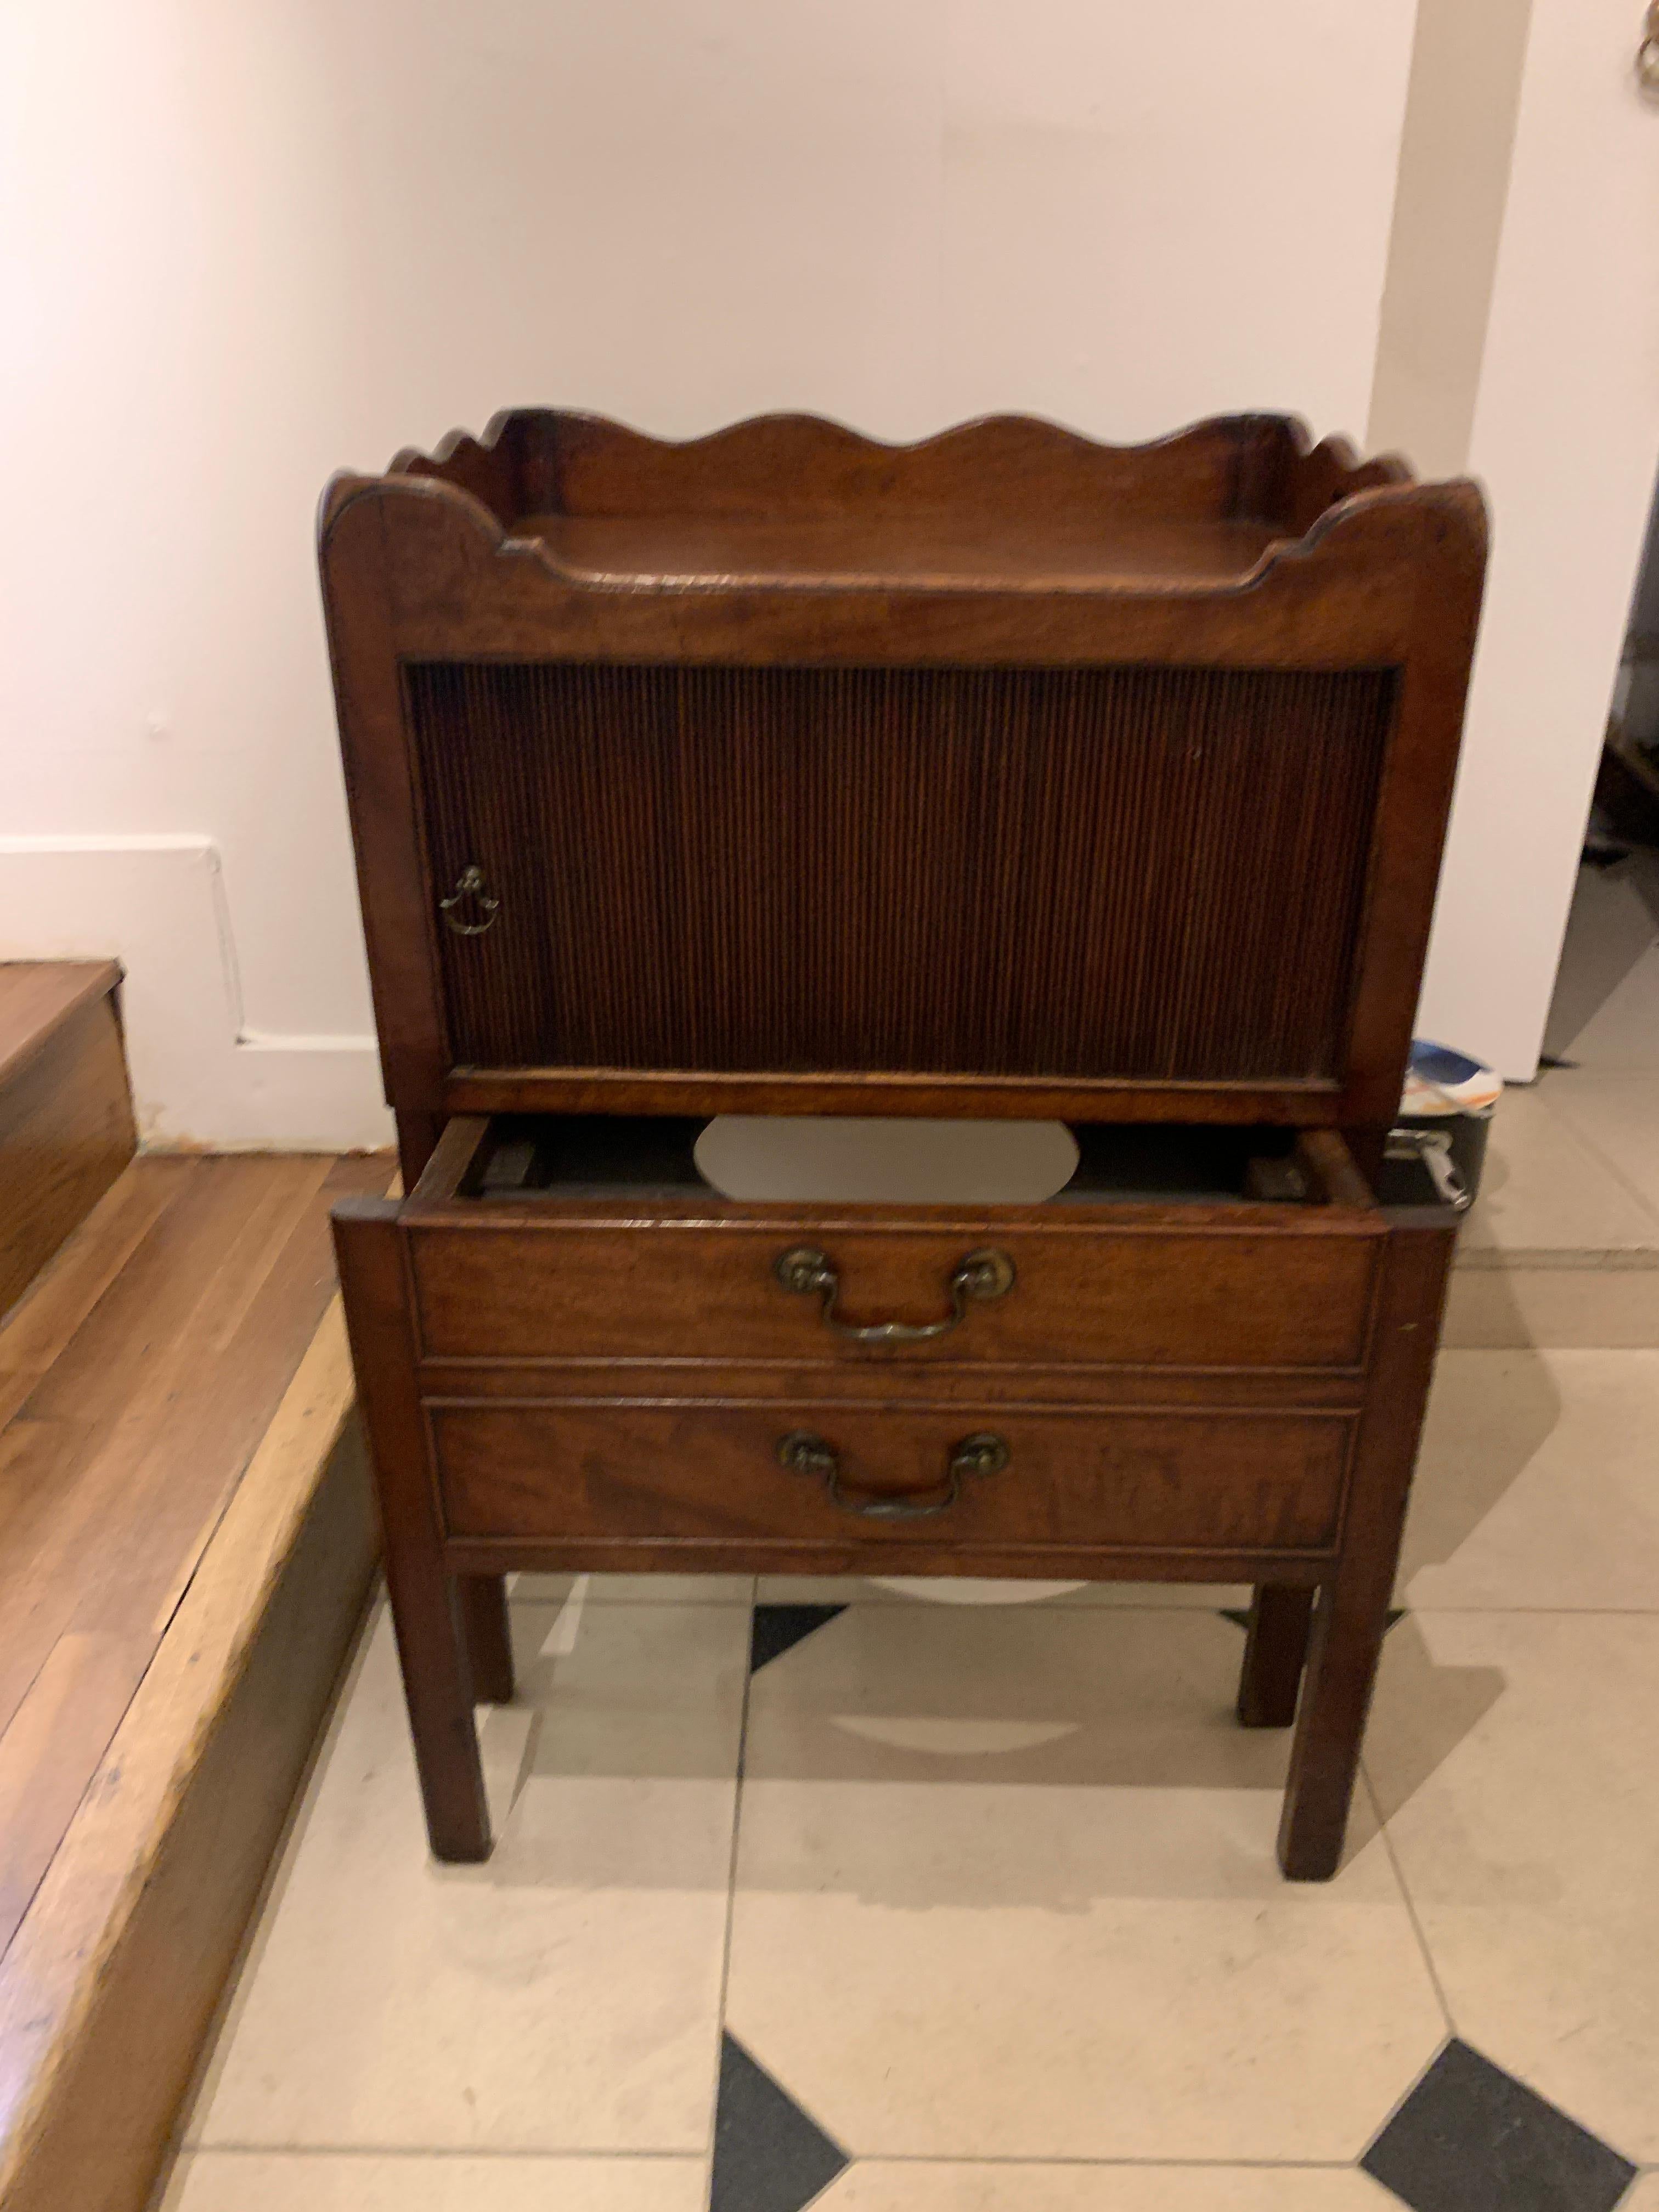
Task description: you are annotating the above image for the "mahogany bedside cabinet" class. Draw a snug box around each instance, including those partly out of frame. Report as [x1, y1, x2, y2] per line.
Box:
[319, 410, 1487, 1880]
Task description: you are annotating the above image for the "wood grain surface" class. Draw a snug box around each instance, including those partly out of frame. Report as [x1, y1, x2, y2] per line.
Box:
[405, 1214, 1382, 1370]
[0, 966, 135, 1322]
[0, 1150, 390, 1962]
[0, 1302, 380, 2212]
[432, 1400, 1353, 1554]
[319, 409, 1486, 1138]
[409, 661, 1395, 1087]
[320, 408, 1479, 1880]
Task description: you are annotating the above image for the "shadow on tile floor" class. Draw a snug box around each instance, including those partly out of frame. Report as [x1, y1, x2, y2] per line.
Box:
[1541, 849, 1659, 1064]
[1396, 1347, 1563, 1590]
[467, 1583, 1515, 1908]
[1400, 1346, 1659, 1609]
[725, 1603, 1505, 1909]
[1361, 1616, 1508, 1830]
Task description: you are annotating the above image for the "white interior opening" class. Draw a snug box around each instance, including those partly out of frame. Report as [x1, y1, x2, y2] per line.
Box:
[692, 1115, 1081, 1205]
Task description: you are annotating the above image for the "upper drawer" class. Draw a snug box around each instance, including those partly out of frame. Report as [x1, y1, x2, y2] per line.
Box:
[407, 1216, 1381, 1370]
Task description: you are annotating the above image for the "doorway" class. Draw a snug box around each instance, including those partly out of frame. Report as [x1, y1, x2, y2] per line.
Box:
[1541, 463, 1659, 1075]
[1514, 456, 1659, 1262]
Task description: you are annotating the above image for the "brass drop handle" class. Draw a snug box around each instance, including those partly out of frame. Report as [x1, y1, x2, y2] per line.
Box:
[776, 1429, 1009, 1519]
[772, 1245, 1015, 1342]
[1640, 1, 1659, 93]
[439, 864, 500, 937]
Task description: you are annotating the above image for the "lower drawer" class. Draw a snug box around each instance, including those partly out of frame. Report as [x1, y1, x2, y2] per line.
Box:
[430, 1402, 1351, 1554]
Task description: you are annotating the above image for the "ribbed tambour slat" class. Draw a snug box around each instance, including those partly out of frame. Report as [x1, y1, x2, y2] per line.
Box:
[405, 661, 1396, 1082]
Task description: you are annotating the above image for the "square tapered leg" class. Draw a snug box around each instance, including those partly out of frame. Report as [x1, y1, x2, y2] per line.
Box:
[1237, 1583, 1316, 1728]
[334, 1197, 492, 1863]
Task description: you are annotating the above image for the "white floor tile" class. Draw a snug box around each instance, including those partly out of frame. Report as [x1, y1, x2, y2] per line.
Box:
[1368, 1610, 1659, 2160]
[754, 1576, 1247, 1610]
[817, 2164, 1396, 2210]
[186, 1601, 747, 2153]
[511, 1572, 754, 1605]
[161, 2151, 707, 2211]
[1440, 1265, 1659, 1351]
[729, 1604, 1443, 2162]
[1399, 1349, 1659, 1609]
[1462, 1087, 1659, 1258]
[1539, 1071, 1659, 1220]
[1542, 856, 1659, 1071]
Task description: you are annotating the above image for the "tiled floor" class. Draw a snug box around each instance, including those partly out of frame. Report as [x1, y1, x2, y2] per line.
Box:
[161, 862, 1659, 2212]
[1445, 853, 1659, 1355]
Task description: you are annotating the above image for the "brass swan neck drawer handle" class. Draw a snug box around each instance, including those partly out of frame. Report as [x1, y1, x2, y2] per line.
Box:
[776, 1429, 1009, 1519]
[439, 864, 500, 937]
[772, 1245, 1015, 1342]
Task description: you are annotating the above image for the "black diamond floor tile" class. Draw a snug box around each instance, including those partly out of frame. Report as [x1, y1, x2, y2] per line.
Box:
[1218, 1604, 1407, 1632]
[711, 2031, 849, 2212]
[1362, 2038, 1637, 2212]
[749, 1602, 847, 1674]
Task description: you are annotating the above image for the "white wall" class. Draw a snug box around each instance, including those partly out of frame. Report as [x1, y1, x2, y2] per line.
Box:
[1367, 0, 1532, 482]
[0, 1, 1418, 1143]
[1414, 0, 1659, 1076]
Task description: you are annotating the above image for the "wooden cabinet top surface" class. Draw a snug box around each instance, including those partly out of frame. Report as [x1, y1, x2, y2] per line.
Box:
[506, 509, 1289, 593]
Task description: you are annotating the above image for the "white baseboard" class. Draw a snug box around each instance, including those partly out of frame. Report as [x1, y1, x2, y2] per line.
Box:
[0, 837, 394, 1150]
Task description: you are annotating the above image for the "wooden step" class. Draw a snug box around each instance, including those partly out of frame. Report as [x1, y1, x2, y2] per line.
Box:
[0, 1149, 393, 2212]
[0, 963, 136, 1322]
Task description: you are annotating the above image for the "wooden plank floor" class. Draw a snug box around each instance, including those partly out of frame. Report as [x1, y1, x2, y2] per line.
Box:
[0, 1150, 392, 1962]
